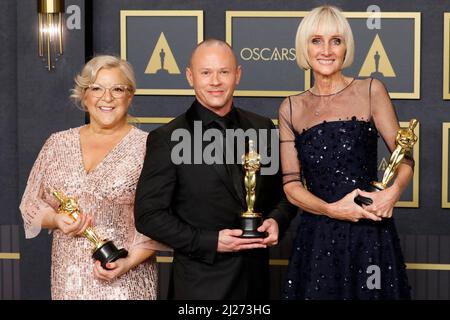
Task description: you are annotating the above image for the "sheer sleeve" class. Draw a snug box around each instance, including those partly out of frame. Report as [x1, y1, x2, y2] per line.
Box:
[19, 135, 58, 239]
[278, 97, 302, 186]
[130, 229, 172, 252]
[370, 78, 414, 169]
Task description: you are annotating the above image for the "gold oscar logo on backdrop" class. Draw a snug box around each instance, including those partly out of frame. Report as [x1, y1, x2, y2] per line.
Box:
[378, 158, 388, 172]
[145, 32, 181, 75]
[359, 34, 396, 78]
[239, 47, 296, 61]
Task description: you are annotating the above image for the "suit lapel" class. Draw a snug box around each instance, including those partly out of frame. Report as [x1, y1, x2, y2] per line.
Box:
[212, 164, 242, 204]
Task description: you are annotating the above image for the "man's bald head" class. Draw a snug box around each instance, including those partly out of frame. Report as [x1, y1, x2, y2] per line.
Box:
[185, 38, 242, 116]
[189, 38, 237, 68]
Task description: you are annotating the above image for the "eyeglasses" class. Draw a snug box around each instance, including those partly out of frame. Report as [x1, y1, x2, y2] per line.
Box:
[87, 84, 130, 99]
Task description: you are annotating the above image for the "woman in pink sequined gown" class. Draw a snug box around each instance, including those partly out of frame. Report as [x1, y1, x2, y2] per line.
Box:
[20, 56, 164, 300]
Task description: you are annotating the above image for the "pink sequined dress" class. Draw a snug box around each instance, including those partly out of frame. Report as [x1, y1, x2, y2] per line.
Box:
[20, 126, 162, 300]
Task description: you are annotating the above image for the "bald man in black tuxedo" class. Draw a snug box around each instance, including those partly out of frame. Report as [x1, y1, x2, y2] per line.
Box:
[135, 39, 296, 300]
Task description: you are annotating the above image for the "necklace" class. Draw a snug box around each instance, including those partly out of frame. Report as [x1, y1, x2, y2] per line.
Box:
[313, 95, 335, 116]
[309, 78, 353, 116]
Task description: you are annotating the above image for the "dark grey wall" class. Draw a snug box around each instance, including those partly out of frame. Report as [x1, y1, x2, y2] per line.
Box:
[0, 1, 20, 300]
[1, 1, 18, 225]
[1, 0, 450, 300]
[91, 0, 450, 300]
[1, 0, 86, 299]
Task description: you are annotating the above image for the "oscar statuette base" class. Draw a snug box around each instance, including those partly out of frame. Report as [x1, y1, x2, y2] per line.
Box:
[92, 240, 128, 269]
[354, 184, 383, 206]
[240, 215, 266, 238]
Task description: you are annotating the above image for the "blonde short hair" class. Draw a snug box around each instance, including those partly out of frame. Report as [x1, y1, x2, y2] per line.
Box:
[70, 55, 136, 109]
[295, 5, 354, 70]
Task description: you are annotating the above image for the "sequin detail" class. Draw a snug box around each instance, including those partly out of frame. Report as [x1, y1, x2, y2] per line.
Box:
[20, 126, 159, 300]
[282, 120, 411, 300]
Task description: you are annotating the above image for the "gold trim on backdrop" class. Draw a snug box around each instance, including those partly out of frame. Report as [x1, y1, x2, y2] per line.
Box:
[410, 13, 422, 100]
[226, 11, 311, 97]
[396, 121, 420, 207]
[0, 253, 20, 260]
[120, 10, 203, 96]
[135, 89, 195, 96]
[157, 256, 173, 263]
[406, 263, 450, 271]
[342, 12, 421, 99]
[129, 117, 278, 125]
[156, 257, 450, 270]
[444, 13, 450, 99]
[231, 90, 310, 98]
[442, 123, 450, 207]
[226, 11, 420, 99]
[131, 118, 414, 206]
[129, 117, 174, 124]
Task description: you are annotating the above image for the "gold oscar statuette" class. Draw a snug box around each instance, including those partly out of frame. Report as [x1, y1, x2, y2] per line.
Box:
[355, 119, 419, 206]
[53, 191, 128, 269]
[240, 140, 265, 238]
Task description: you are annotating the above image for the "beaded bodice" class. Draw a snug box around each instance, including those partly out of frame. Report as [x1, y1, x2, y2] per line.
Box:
[295, 119, 378, 202]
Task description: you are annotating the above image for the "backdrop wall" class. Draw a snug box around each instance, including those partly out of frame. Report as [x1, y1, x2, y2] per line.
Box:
[1, 0, 450, 300]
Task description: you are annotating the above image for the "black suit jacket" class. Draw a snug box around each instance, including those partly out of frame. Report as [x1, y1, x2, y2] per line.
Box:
[135, 101, 296, 299]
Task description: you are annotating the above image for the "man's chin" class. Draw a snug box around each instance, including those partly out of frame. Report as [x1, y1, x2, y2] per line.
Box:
[204, 100, 228, 109]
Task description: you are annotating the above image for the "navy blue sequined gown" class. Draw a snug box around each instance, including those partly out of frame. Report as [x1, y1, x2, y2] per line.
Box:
[279, 79, 411, 300]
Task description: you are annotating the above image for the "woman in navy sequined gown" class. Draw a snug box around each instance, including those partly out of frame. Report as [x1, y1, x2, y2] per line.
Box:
[278, 6, 412, 299]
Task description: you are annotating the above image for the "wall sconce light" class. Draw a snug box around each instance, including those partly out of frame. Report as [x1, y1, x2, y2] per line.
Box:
[38, 0, 64, 71]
